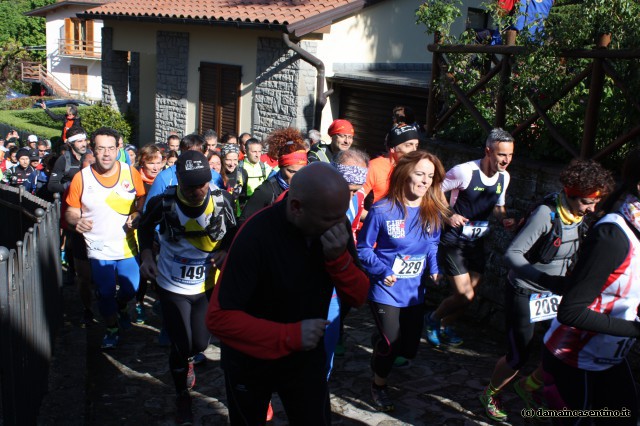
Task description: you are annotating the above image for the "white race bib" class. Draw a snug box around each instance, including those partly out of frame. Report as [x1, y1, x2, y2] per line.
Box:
[170, 256, 208, 285]
[529, 292, 562, 323]
[392, 255, 426, 278]
[460, 221, 490, 241]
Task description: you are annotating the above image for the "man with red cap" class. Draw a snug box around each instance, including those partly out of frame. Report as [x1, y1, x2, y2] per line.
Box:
[362, 124, 420, 205]
[307, 119, 355, 163]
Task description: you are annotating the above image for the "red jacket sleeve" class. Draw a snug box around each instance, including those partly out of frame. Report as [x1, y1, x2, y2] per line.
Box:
[325, 249, 369, 308]
[206, 282, 303, 359]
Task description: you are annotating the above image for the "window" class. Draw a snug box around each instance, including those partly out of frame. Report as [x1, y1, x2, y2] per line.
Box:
[198, 62, 241, 136]
[70, 65, 88, 92]
[63, 19, 95, 56]
[467, 8, 489, 31]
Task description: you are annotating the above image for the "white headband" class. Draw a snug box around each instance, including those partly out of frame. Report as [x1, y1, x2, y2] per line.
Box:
[67, 133, 87, 143]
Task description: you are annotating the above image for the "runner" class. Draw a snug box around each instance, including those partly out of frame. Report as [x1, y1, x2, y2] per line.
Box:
[134, 144, 164, 324]
[541, 149, 640, 426]
[308, 119, 355, 163]
[49, 127, 95, 325]
[220, 143, 249, 216]
[65, 127, 146, 349]
[358, 151, 449, 411]
[207, 162, 368, 426]
[239, 128, 307, 224]
[426, 128, 516, 347]
[480, 160, 614, 422]
[139, 150, 236, 425]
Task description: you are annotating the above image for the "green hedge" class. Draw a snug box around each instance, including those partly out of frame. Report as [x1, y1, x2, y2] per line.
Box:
[0, 103, 132, 143]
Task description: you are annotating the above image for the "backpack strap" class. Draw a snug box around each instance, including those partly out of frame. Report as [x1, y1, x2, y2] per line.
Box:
[161, 186, 236, 242]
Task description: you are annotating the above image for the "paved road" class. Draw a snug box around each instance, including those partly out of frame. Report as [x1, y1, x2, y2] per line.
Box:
[42, 283, 640, 425]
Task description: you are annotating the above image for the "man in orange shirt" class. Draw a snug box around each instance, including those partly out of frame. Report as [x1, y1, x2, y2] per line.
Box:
[362, 124, 420, 205]
[65, 127, 146, 349]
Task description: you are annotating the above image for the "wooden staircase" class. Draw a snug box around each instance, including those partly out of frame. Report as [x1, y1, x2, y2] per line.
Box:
[21, 61, 71, 98]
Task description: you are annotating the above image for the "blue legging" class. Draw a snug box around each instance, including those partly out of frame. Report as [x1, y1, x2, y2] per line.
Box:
[324, 291, 341, 380]
[90, 257, 140, 318]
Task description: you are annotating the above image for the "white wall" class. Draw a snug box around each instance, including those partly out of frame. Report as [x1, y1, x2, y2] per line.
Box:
[314, 0, 481, 132]
[45, 6, 103, 100]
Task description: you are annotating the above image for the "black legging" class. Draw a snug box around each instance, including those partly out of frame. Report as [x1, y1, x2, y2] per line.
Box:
[369, 301, 424, 379]
[542, 346, 638, 425]
[157, 287, 210, 393]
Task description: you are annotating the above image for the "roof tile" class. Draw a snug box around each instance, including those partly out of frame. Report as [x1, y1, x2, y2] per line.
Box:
[83, 0, 363, 28]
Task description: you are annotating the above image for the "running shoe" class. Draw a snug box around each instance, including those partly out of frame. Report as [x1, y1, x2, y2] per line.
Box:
[440, 326, 463, 346]
[266, 401, 274, 422]
[80, 308, 96, 328]
[370, 383, 394, 412]
[186, 361, 196, 390]
[514, 378, 546, 411]
[135, 303, 147, 324]
[393, 356, 411, 368]
[192, 352, 207, 365]
[101, 328, 120, 350]
[175, 390, 193, 425]
[479, 390, 508, 422]
[118, 308, 132, 330]
[425, 312, 441, 347]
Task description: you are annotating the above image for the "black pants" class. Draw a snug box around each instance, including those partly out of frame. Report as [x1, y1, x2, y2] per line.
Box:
[504, 283, 540, 370]
[224, 352, 331, 426]
[370, 301, 424, 379]
[157, 287, 210, 394]
[542, 346, 638, 425]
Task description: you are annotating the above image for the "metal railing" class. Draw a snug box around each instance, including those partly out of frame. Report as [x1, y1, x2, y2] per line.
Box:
[0, 185, 62, 425]
[58, 38, 102, 59]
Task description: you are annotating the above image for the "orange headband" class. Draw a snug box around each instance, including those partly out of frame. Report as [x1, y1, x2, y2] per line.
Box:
[564, 187, 601, 199]
[279, 150, 307, 167]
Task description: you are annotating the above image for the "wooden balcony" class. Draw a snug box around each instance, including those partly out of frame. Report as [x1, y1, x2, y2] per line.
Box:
[58, 39, 101, 59]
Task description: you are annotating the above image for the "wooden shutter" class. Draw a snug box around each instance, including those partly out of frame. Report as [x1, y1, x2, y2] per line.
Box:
[198, 62, 241, 136]
[85, 20, 94, 55]
[219, 65, 240, 136]
[64, 18, 73, 54]
[199, 63, 218, 134]
[70, 65, 88, 92]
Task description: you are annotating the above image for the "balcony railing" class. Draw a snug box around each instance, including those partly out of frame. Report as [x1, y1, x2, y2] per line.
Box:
[58, 38, 101, 59]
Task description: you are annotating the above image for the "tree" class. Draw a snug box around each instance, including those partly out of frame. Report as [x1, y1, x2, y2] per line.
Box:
[0, 0, 54, 95]
[0, 0, 54, 52]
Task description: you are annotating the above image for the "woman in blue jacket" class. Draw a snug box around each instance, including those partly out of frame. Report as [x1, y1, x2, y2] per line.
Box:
[358, 150, 449, 412]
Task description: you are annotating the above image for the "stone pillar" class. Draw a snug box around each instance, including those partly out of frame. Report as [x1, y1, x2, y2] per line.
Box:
[101, 27, 129, 114]
[296, 41, 317, 132]
[128, 52, 140, 145]
[155, 31, 189, 142]
[254, 37, 301, 141]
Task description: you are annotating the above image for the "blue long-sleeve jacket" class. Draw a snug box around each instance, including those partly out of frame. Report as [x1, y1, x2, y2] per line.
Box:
[357, 200, 440, 307]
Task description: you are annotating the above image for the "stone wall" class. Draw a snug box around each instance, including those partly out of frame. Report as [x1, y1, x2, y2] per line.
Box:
[101, 27, 129, 114]
[253, 37, 301, 141]
[155, 31, 189, 143]
[424, 139, 565, 329]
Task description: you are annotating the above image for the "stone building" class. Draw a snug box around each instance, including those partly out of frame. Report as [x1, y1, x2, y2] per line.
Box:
[79, 0, 485, 149]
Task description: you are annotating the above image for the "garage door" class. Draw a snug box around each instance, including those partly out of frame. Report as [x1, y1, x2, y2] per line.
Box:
[334, 82, 428, 157]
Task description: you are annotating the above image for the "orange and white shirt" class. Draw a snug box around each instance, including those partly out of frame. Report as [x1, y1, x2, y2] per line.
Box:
[66, 162, 145, 260]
